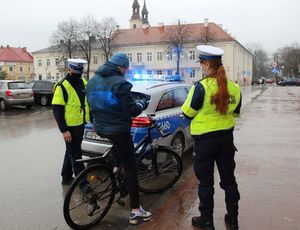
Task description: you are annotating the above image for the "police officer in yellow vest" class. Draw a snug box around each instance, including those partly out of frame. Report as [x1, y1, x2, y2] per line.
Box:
[182, 45, 241, 230]
[52, 58, 90, 185]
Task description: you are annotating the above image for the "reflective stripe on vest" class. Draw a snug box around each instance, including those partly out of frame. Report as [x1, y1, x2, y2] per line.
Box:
[52, 78, 90, 126]
[183, 78, 240, 135]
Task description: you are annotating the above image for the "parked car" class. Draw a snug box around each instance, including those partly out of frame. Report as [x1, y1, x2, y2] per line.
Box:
[29, 80, 56, 106]
[0, 80, 34, 111]
[82, 75, 193, 157]
[278, 79, 300, 86]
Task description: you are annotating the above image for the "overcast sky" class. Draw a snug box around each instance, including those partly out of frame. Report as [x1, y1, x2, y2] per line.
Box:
[1, 0, 299, 55]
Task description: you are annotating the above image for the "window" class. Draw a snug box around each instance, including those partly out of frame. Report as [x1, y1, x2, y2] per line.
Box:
[28, 67, 31, 72]
[127, 53, 132, 62]
[38, 59, 42, 67]
[9, 66, 14, 72]
[173, 88, 188, 107]
[157, 52, 162, 61]
[55, 58, 59, 66]
[190, 69, 196, 78]
[137, 53, 142, 62]
[93, 56, 98, 65]
[167, 70, 172, 75]
[38, 74, 42, 80]
[20, 67, 23, 72]
[167, 51, 173, 61]
[46, 59, 50, 66]
[147, 70, 152, 75]
[147, 52, 152, 62]
[189, 51, 195, 60]
[157, 70, 162, 75]
[156, 91, 173, 111]
[0, 66, 2, 71]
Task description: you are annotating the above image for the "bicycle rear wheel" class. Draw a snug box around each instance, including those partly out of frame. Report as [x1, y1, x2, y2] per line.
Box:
[63, 165, 116, 229]
[137, 147, 182, 193]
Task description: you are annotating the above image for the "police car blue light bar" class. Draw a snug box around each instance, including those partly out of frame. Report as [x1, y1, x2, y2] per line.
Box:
[131, 74, 183, 82]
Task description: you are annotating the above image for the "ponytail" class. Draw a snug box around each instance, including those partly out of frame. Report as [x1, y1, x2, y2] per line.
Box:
[209, 60, 229, 115]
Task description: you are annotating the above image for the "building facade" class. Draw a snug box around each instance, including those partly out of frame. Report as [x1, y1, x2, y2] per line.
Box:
[32, 0, 253, 85]
[0, 46, 34, 82]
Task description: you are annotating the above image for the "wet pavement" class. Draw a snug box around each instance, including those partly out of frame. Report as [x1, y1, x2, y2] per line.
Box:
[1, 85, 299, 230]
[129, 86, 300, 230]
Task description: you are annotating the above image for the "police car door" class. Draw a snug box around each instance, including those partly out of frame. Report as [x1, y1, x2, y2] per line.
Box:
[154, 87, 190, 149]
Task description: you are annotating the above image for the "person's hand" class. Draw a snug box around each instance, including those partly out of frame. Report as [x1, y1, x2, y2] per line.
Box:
[137, 99, 149, 110]
[63, 131, 72, 143]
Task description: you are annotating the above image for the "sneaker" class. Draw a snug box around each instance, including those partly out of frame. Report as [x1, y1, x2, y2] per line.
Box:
[61, 177, 74, 185]
[129, 206, 152, 225]
[224, 214, 239, 230]
[192, 216, 215, 230]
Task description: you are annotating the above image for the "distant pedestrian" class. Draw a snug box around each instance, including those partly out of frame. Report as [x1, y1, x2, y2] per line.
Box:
[182, 45, 242, 230]
[52, 59, 90, 185]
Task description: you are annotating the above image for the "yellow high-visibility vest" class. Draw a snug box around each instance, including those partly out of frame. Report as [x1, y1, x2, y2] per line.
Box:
[52, 78, 90, 126]
[182, 78, 240, 135]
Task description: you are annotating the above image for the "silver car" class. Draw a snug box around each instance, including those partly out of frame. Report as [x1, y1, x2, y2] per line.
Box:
[82, 78, 193, 157]
[0, 80, 34, 111]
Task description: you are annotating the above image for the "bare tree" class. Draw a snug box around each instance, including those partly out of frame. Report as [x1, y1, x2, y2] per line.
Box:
[246, 42, 270, 82]
[277, 43, 300, 78]
[199, 25, 216, 45]
[165, 20, 192, 75]
[51, 19, 78, 58]
[74, 15, 100, 79]
[95, 17, 121, 62]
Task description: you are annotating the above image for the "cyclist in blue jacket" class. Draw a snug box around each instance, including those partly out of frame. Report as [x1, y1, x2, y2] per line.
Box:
[86, 52, 152, 225]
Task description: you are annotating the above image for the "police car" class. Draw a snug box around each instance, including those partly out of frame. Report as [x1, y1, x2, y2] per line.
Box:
[82, 74, 193, 157]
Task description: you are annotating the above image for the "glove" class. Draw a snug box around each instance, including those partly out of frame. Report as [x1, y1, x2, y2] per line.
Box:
[136, 99, 149, 110]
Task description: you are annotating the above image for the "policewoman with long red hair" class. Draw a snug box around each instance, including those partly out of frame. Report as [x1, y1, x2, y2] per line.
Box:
[182, 45, 241, 230]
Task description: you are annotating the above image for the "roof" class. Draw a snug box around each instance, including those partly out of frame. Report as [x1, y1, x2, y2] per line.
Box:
[0, 46, 33, 63]
[112, 22, 234, 46]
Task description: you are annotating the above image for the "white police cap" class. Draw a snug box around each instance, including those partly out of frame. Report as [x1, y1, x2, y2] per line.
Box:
[196, 45, 224, 61]
[67, 58, 88, 73]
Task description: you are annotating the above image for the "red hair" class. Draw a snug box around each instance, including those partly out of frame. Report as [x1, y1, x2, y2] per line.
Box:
[207, 60, 229, 115]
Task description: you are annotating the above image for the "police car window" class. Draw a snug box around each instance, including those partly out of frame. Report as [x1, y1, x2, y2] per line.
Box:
[156, 91, 173, 111]
[173, 88, 188, 107]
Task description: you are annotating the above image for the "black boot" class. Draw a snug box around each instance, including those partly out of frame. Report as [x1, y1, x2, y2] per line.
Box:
[224, 214, 239, 230]
[192, 216, 215, 230]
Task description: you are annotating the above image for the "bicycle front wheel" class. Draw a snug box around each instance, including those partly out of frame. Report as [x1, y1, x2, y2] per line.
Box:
[63, 165, 116, 229]
[137, 147, 182, 193]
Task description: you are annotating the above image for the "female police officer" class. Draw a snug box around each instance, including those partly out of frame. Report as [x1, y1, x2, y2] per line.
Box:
[182, 45, 241, 230]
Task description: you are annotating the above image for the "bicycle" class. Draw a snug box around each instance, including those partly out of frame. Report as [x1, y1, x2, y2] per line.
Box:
[63, 114, 183, 229]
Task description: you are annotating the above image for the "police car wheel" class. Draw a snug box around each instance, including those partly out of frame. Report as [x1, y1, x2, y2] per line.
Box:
[171, 133, 184, 156]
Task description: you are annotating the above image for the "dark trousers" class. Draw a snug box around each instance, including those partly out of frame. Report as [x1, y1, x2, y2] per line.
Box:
[61, 125, 85, 180]
[100, 133, 140, 209]
[193, 132, 240, 219]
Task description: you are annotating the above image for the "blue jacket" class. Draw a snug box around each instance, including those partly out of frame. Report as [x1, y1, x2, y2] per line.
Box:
[86, 62, 143, 134]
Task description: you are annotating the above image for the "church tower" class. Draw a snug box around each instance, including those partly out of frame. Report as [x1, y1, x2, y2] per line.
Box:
[130, 0, 142, 29]
[142, 0, 149, 25]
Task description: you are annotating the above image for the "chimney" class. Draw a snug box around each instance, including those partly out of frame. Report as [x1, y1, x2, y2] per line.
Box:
[6, 45, 10, 48]
[0, 46, 3, 49]
[204, 18, 209, 27]
[23, 47, 27, 52]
